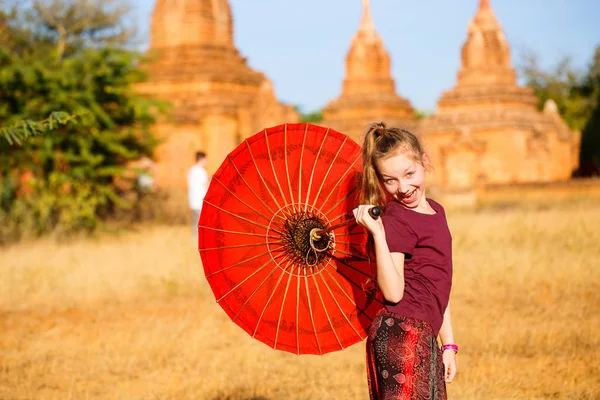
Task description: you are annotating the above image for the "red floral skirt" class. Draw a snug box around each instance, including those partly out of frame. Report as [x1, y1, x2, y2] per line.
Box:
[366, 309, 447, 400]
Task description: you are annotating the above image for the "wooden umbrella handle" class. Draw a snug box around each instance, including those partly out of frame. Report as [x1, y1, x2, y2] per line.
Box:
[368, 206, 381, 219]
[314, 206, 382, 238]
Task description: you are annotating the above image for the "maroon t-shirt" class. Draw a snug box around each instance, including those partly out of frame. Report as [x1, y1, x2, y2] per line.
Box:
[381, 198, 453, 336]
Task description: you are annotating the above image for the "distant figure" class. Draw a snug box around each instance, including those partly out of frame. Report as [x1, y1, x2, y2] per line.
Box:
[136, 157, 155, 193]
[187, 151, 209, 238]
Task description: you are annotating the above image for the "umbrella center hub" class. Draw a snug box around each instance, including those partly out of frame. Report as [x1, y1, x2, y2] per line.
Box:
[267, 205, 334, 274]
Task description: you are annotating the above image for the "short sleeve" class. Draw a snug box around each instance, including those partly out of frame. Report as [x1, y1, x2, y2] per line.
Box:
[200, 169, 209, 185]
[382, 215, 418, 256]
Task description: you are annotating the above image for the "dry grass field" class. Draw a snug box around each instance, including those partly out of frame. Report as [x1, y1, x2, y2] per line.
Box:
[1, 203, 599, 399]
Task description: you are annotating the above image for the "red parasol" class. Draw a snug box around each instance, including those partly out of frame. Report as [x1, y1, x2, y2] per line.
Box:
[198, 123, 383, 355]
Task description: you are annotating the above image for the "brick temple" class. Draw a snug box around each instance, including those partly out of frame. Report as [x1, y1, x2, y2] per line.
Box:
[136, 0, 298, 188]
[321, 0, 417, 141]
[420, 0, 580, 190]
[139, 0, 580, 195]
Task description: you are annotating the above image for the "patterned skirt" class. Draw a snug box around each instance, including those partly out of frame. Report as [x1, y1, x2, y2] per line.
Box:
[366, 309, 447, 400]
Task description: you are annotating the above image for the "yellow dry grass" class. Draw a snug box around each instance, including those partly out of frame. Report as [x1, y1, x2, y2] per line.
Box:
[1, 204, 599, 399]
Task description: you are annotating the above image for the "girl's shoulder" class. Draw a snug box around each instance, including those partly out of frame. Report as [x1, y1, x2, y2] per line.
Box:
[427, 198, 446, 215]
[385, 198, 446, 217]
[383, 202, 415, 229]
[382, 203, 418, 238]
[384, 200, 405, 218]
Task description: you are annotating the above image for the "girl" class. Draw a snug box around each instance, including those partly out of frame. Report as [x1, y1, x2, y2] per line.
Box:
[353, 122, 457, 400]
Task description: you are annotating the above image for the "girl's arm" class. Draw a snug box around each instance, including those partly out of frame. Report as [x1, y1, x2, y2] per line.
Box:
[354, 205, 405, 303]
[372, 230, 405, 303]
[438, 303, 457, 383]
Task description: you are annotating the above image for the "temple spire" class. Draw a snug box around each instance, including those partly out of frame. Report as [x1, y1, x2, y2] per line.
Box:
[472, 0, 501, 31]
[479, 0, 491, 10]
[343, 0, 394, 92]
[322, 0, 415, 141]
[360, 0, 375, 34]
[456, 0, 515, 86]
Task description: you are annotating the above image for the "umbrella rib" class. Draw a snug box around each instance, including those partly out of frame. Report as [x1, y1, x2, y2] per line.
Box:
[274, 263, 297, 351]
[265, 128, 289, 204]
[325, 185, 360, 216]
[216, 256, 278, 303]
[335, 240, 368, 247]
[252, 259, 293, 339]
[329, 254, 375, 280]
[232, 260, 285, 322]
[323, 264, 378, 325]
[284, 124, 295, 208]
[332, 249, 370, 261]
[304, 128, 330, 212]
[317, 270, 364, 341]
[312, 270, 344, 351]
[200, 242, 276, 252]
[318, 152, 361, 212]
[322, 264, 358, 308]
[327, 212, 350, 226]
[296, 265, 301, 355]
[246, 140, 282, 210]
[205, 248, 284, 277]
[212, 176, 273, 222]
[203, 200, 284, 236]
[335, 231, 367, 237]
[304, 271, 323, 355]
[311, 136, 348, 209]
[298, 124, 308, 204]
[227, 155, 277, 216]
[325, 262, 383, 311]
[336, 270, 384, 309]
[198, 225, 278, 240]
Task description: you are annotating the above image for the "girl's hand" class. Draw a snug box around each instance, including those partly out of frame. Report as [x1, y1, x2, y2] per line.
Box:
[442, 350, 457, 383]
[352, 205, 384, 237]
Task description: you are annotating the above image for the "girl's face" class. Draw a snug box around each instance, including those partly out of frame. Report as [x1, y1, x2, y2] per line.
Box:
[376, 150, 427, 209]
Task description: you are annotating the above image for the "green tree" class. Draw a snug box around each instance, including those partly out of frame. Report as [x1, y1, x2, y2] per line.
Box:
[415, 110, 433, 120]
[521, 53, 592, 132]
[0, 1, 164, 242]
[577, 47, 600, 173]
[295, 105, 324, 124]
[1, 112, 77, 145]
[521, 46, 600, 174]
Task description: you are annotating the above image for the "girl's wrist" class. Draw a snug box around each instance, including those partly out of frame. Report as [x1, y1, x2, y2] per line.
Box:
[441, 344, 458, 354]
[371, 226, 385, 240]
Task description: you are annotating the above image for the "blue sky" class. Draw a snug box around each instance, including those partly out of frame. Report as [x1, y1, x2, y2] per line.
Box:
[132, 0, 600, 113]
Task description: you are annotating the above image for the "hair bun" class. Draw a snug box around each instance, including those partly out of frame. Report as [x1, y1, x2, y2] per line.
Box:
[374, 122, 387, 140]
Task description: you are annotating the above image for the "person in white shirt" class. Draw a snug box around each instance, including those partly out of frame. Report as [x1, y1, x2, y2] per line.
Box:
[187, 151, 209, 238]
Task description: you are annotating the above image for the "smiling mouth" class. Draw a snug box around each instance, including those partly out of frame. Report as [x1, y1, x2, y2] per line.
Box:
[401, 189, 416, 200]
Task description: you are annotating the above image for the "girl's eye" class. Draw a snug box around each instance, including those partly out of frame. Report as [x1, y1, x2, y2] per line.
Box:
[384, 179, 394, 184]
[406, 172, 414, 177]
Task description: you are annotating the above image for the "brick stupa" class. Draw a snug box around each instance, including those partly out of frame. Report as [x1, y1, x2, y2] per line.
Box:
[322, 0, 416, 143]
[421, 0, 580, 190]
[136, 0, 298, 188]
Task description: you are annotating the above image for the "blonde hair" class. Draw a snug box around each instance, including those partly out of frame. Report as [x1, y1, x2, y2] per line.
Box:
[360, 122, 425, 209]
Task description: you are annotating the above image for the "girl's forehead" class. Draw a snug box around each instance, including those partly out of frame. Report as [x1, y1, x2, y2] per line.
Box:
[377, 152, 416, 174]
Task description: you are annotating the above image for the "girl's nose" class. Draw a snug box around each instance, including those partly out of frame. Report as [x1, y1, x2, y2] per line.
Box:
[399, 180, 410, 194]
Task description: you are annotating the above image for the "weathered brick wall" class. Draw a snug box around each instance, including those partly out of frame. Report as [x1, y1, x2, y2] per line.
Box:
[138, 0, 299, 189]
[420, 0, 579, 190]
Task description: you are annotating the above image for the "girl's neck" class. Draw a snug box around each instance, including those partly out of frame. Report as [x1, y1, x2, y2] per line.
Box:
[396, 194, 436, 215]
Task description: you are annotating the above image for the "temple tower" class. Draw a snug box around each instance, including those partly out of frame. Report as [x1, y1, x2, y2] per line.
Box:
[136, 0, 298, 188]
[420, 0, 579, 193]
[322, 0, 416, 142]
